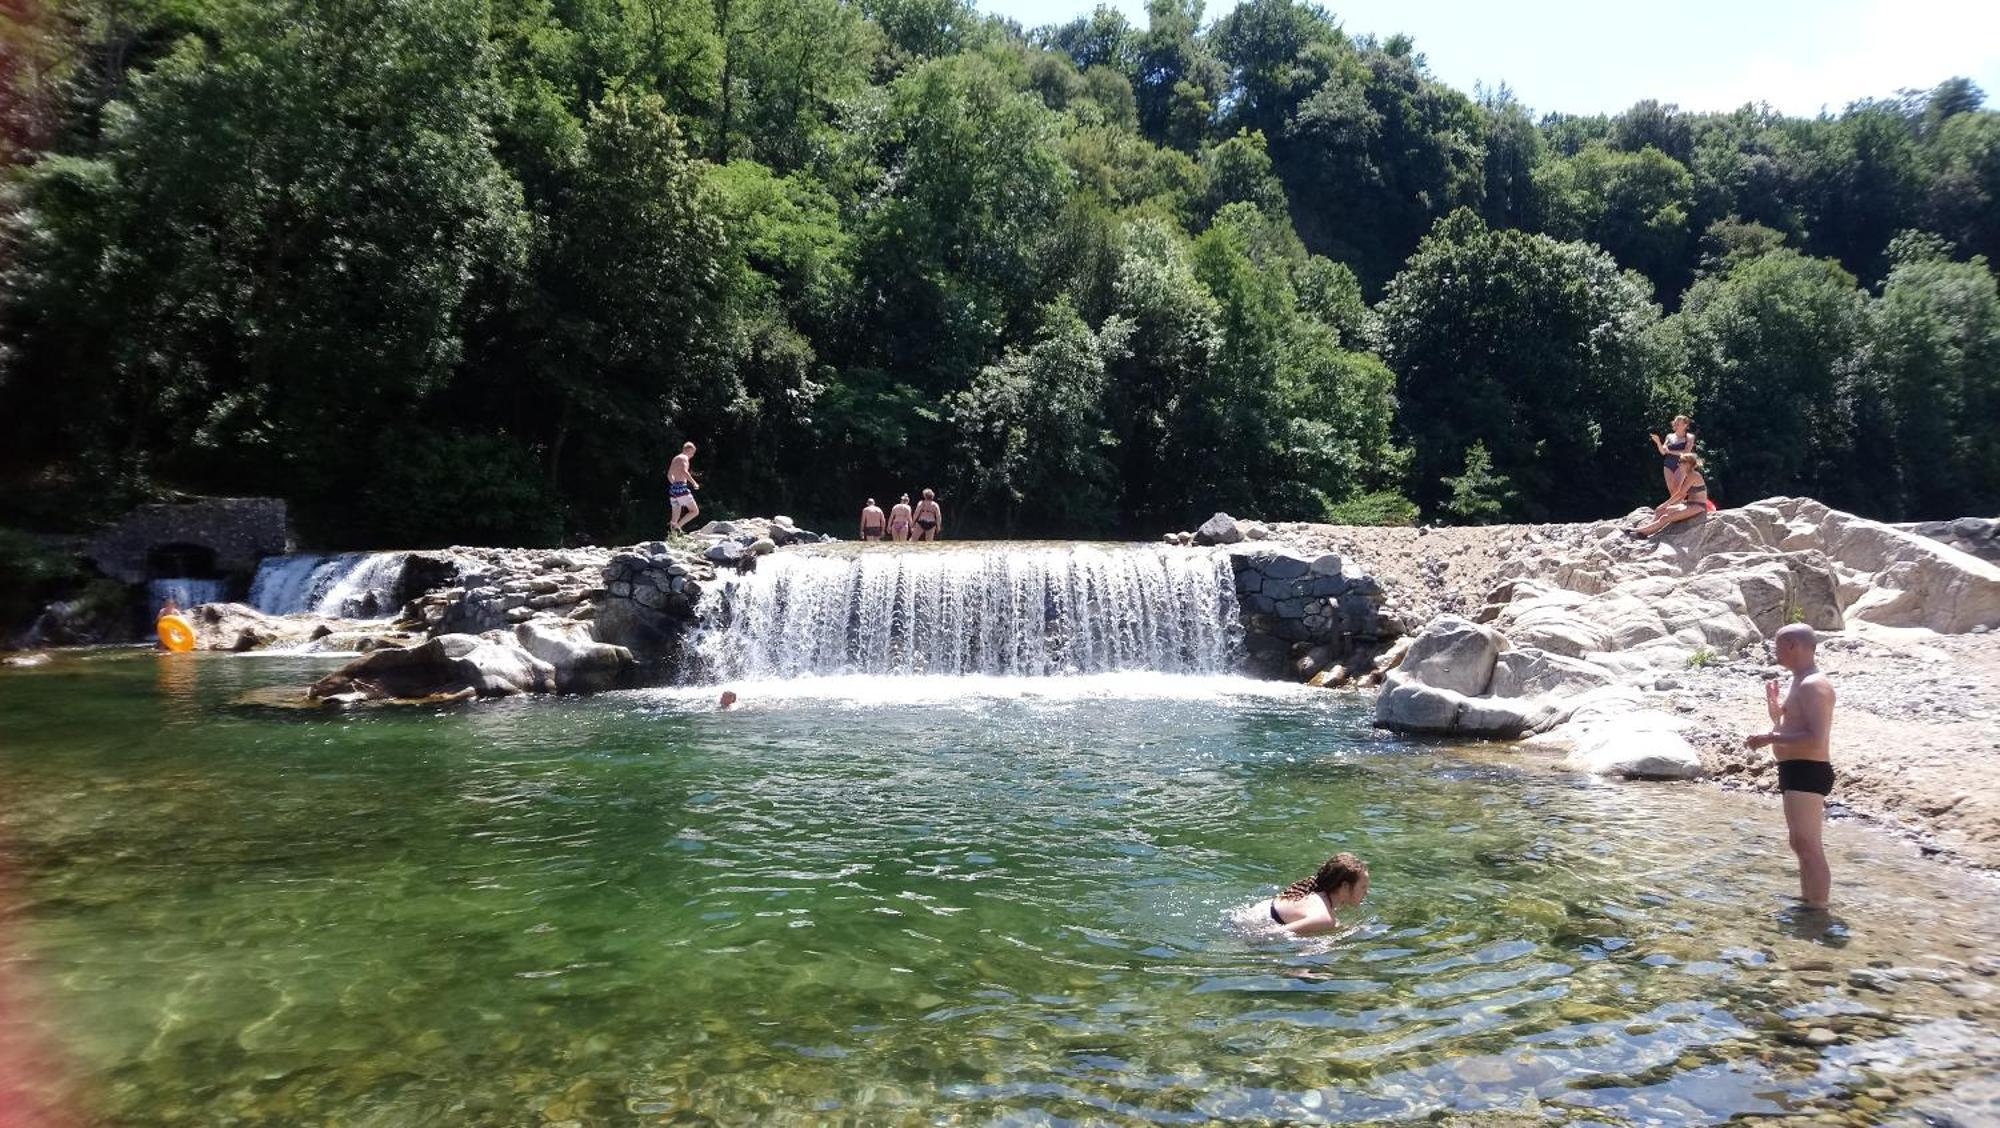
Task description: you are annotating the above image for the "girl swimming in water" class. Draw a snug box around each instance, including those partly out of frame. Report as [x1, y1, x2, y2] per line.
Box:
[1267, 852, 1369, 936]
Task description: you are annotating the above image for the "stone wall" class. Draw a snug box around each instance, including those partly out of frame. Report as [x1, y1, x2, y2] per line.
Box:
[597, 544, 711, 665]
[87, 497, 292, 583]
[1229, 544, 1399, 680]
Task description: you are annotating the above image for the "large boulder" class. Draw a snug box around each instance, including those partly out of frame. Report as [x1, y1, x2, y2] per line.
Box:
[1398, 615, 1502, 696]
[1375, 672, 1466, 733]
[1374, 668, 1563, 738]
[309, 633, 555, 700]
[1194, 512, 1244, 546]
[514, 621, 634, 693]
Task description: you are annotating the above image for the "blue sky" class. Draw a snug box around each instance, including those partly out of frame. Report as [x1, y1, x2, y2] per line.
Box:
[981, 0, 2000, 118]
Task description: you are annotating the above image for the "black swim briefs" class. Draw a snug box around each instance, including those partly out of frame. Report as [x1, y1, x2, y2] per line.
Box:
[1776, 759, 1835, 796]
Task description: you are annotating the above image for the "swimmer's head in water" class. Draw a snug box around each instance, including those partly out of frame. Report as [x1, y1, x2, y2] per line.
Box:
[1773, 623, 1817, 669]
[719, 690, 738, 708]
[1279, 852, 1369, 906]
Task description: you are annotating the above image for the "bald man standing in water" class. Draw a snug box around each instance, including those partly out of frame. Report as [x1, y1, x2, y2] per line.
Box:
[1745, 624, 1837, 908]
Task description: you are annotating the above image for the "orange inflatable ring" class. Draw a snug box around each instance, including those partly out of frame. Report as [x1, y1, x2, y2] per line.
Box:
[157, 613, 197, 653]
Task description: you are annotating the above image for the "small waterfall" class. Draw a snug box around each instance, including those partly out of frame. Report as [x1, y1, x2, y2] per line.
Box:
[249, 553, 408, 619]
[149, 578, 228, 609]
[694, 544, 1242, 680]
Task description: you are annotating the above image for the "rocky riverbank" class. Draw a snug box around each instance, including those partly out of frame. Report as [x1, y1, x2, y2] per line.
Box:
[20, 494, 2000, 867]
[120, 516, 825, 705]
[1287, 500, 2000, 869]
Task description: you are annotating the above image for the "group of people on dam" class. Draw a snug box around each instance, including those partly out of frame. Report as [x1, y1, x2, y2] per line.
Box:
[859, 491, 944, 542]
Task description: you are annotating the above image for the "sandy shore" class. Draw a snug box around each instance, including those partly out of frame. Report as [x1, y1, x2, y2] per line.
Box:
[1276, 520, 2000, 871]
[1673, 628, 2000, 869]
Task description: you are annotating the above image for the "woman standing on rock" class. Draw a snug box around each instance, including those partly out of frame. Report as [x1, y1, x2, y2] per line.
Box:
[1650, 416, 1696, 494]
[1629, 454, 1708, 538]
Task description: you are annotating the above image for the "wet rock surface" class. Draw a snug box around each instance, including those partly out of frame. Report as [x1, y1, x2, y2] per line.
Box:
[132, 518, 818, 700]
[309, 633, 557, 700]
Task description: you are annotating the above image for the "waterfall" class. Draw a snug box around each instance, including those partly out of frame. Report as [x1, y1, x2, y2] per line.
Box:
[248, 553, 408, 619]
[149, 578, 228, 609]
[693, 544, 1243, 680]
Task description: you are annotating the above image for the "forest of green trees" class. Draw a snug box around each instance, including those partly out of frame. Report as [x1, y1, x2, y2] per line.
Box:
[2, 0, 1998, 546]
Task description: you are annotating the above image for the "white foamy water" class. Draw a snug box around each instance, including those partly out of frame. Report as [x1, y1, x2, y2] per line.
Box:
[248, 553, 407, 618]
[689, 544, 1244, 680]
[630, 671, 1304, 710]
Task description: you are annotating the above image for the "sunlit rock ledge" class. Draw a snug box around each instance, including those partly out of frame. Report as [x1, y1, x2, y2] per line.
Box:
[1370, 497, 2000, 779]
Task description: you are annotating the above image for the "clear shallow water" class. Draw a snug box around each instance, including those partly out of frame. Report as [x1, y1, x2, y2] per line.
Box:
[1, 654, 1998, 1126]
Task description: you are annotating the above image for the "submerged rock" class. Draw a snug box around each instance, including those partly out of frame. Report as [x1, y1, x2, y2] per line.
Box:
[1562, 717, 1704, 780]
[235, 684, 477, 710]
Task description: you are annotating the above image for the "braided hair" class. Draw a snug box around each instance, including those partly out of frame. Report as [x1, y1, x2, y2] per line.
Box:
[1277, 852, 1368, 902]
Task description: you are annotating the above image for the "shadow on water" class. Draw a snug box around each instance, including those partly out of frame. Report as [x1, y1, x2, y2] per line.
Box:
[1777, 904, 1852, 948]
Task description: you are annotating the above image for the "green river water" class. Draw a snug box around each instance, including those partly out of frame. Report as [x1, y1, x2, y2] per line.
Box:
[1, 651, 1996, 1126]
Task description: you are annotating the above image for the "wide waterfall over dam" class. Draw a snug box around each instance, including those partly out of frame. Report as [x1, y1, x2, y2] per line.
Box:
[692, 544, 1244, 679]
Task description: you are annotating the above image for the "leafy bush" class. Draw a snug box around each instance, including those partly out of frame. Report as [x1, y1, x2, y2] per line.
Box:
[1325, 491, 1419, 527]
[1440, 441, 1516, 524]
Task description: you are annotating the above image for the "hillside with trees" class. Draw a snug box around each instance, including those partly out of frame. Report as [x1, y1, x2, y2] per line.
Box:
[2, 0, 1996, 546]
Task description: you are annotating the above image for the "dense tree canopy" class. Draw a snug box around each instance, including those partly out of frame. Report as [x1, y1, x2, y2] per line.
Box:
[1379, 209, 1670, 521]
[2, 0, 1997, 546]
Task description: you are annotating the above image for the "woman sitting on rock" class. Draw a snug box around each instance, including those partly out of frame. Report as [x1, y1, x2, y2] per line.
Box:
[1629, 453, 1708, 538]
[1267, 852, 1370, 936]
